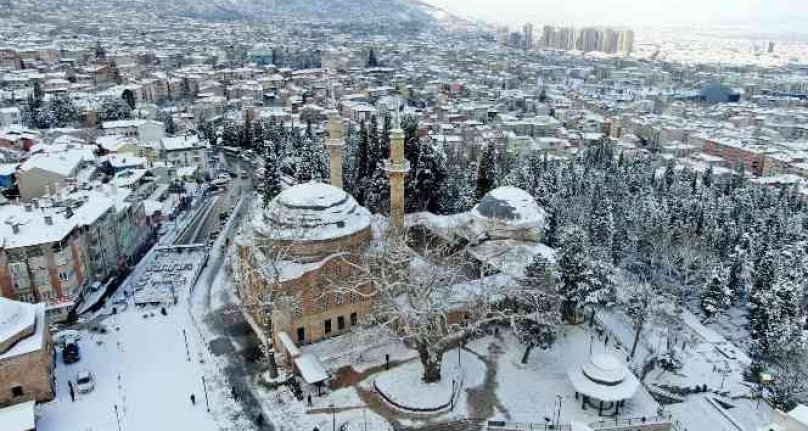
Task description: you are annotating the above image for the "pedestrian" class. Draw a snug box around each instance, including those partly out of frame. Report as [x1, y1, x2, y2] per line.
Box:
[231, 386, 238, 400]
[307, 394, 312, 407]
[190, 393, 196, 405]
[604, 335, 609, 346]
[385, 353, 390, 370]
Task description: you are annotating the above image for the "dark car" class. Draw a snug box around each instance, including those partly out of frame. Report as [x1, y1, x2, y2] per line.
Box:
[63, 343, 80, 364]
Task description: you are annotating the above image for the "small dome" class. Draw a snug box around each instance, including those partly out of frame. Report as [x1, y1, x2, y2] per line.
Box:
[471, 186, 546, 235]
[256, 182, 371, 242]
[582, 353, 626, 385]
[0, 297, 37, 354]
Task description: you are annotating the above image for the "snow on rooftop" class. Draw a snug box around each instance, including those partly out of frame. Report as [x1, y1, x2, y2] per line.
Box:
[0, 302, 45, 362]
[0, 400, 35, 431]
[161, 134, 203, 151]
[255, 182, 371, 242]
[0, 297, 36, 352]
[472, 186, 546, 230]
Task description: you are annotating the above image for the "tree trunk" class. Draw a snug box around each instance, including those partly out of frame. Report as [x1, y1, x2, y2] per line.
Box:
[417, 345, 443, 383]
[521, 344, 534, 364]
[629, 318, 645, 359]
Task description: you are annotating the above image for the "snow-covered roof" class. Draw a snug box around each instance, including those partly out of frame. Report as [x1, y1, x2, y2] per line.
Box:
[471, 186, 546, 231]
[568, 353, 639, 402]
[0, 301, 45, 362]
[161, 135, 203, 151]
[19, 148, 94, 176]
[789, 405, 808, 426]
[0, 297, 37, 354]
[255, 182, 371, 242]
[0, 400, 35, 431]
[295, 353, 329, 384]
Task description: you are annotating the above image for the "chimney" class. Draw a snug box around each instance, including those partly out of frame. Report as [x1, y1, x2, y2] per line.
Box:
[324, 115, 345, 189]
[386, 126, 409, 231]
[44, 214, 53, 225]
[65, 207, 73, 218]
[24, 202, 32, 212]
[11, 223, 19, 234]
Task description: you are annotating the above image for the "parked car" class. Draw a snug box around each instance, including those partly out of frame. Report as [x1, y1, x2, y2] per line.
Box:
[75, 370, 95, 393]
[63, 342, 80, 364]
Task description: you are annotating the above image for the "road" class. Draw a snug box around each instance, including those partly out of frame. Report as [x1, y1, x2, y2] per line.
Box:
[186, 152, 276, 430]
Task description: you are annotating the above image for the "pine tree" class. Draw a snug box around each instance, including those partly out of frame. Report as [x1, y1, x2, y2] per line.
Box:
[98, 98, 133, 122]
[262, 149, 282, 207]
[121, 89, 136, 110]
[365, 162, 389, 214]
[296, 133, 327, 183]
[367, 48, 378, 68]
[589, 194, 615, 253]
[558, 227, 589, 321]
[701, 269, 731, 319]
[476, 144, 498, 200]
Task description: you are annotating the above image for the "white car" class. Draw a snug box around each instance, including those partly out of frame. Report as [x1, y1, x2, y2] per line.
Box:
[75, 370, 95, 394]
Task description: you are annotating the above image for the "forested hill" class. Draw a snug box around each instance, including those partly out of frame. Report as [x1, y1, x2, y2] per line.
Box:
[4, 0, 465, 30]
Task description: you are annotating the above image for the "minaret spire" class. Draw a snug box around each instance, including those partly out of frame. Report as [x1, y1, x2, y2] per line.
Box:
[386, 120, 410, 232]
[325, 114, 345, 189]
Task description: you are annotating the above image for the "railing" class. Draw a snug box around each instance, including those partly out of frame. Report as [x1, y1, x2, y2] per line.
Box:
[487, 420, 572, 430]
[589, 415, 672, 430]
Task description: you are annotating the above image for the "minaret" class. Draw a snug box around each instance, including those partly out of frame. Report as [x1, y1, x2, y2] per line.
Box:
[386, 125, 410, 231]
[325, 115, 345, 189]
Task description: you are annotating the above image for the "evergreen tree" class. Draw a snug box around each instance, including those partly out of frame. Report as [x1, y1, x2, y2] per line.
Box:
[476, 144, 498, 200]
[221, 121, 239, 147]
[365, 162, 389, 214]
[367, 48, 378, 68]
[558, 227, 589, 320]
[98, 98, 133, 122]
[589, 194, 615, 253]
[262, 149, 282, 207]
[121, 89, 136, 110]
[198, 120, 218, 147]
[701, 269, 731, 319]
[293, 125, 328, 183]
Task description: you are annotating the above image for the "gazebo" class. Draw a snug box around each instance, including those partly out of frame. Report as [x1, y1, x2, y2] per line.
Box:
[568, 353, 640, 416]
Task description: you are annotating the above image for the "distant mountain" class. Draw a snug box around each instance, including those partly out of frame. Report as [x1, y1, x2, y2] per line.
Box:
[6, 0, 470, 30]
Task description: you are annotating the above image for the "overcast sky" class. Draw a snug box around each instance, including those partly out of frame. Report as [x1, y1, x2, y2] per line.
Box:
[422, 0, 808, 35]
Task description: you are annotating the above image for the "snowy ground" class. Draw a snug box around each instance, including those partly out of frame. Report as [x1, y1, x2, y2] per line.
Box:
[597, 306, 775, 431]
[38, 249, 252, 431]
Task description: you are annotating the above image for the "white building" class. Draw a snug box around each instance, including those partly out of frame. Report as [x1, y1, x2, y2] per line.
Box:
[158, 134, 208, 177]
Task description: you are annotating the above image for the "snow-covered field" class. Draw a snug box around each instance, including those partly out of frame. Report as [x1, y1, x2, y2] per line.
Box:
[37, 251, 250, 431]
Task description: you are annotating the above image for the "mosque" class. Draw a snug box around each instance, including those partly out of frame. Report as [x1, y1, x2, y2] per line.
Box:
[235, 115, 551, 365]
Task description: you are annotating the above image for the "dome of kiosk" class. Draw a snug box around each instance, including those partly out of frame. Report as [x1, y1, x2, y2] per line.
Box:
[582, 353, 626, 385]
[471, 186, 546, 239]
[0, 297, 37, 354]
[255, 182, 371, 243]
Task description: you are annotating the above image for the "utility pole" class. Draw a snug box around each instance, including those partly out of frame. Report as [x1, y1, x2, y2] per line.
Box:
[114, 404, 122, 431]
[201, 376, 210, 412]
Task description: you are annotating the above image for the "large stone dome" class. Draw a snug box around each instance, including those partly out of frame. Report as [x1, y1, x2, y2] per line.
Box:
[0, 297, 37, 354]
[471, 186, 546, 240]
[255, 182, 372, 243]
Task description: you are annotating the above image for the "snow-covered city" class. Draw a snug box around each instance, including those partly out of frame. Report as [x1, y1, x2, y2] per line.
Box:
[2, 1, 808, 431]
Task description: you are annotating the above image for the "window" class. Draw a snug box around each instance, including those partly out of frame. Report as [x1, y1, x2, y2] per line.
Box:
[350, 312, 357, 326]
[11, 386, 23, 397]
[324, 319, 332, 334]
[338, 316, 345, 331]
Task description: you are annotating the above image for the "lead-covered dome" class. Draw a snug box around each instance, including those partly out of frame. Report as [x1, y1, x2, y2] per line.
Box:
[255, 182, 372, 243]
[0, 297, 37, 354]
[471, 186, 546, 240]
